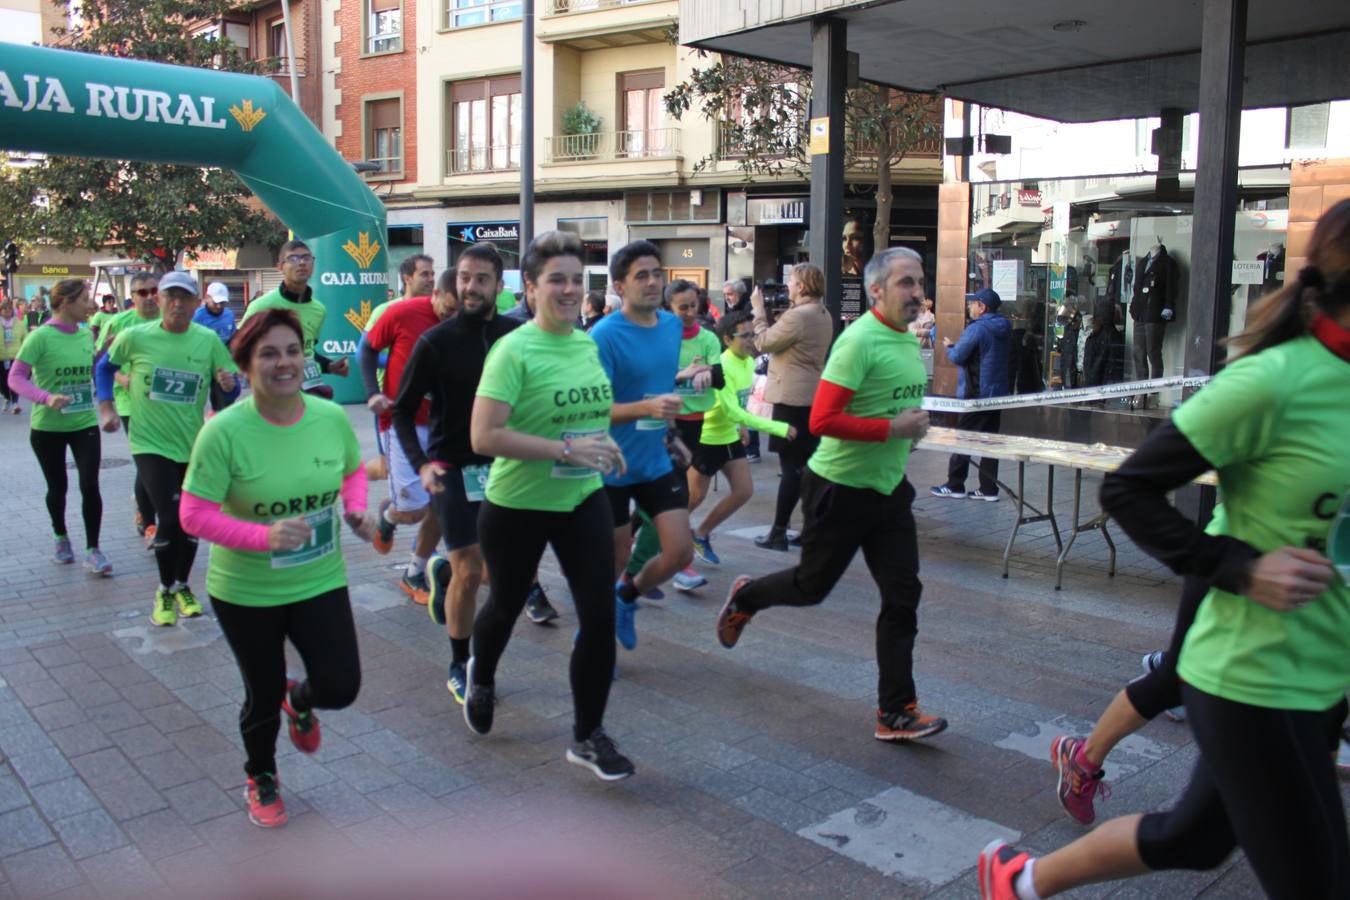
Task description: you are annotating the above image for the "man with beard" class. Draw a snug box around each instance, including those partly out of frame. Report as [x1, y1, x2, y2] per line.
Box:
[390, 244, 542, 703]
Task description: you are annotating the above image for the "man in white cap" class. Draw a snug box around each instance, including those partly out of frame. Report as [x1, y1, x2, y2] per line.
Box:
[193, 282, 237, 411]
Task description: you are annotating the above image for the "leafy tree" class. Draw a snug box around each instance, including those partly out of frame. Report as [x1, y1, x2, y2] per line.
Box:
[0, 0, 288, 268]
[665, 54, 942, 254]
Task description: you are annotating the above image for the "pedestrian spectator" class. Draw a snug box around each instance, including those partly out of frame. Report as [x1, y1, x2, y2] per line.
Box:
[581, 290, 606, 331]
[0, 297, 29, 414]
[912, 295, 936, 348]
[931, 287, 1012, 501]
[749, 262, 833, 551]
[194, 282, 239, 412]
[721, 278, 751, 316]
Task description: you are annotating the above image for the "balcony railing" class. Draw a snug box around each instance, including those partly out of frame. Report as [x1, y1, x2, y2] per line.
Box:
[544, 0, 659, 14]
[446, 145, 521, 175]
[716, 121, 941, 162]
[544, 128, 680, 163]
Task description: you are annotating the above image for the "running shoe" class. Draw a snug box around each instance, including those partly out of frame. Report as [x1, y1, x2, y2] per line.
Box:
[134, 510, 147, 536]
[643, 586, 665, 601]
[673, 566, 708, 592]
[174, 585, 203, 618]
[143, 523, 157, 552]
[929, 485, 967, 499]
[281, 678, 321, 754]
[715, 575, 754, 648]
[1142, 651, 1186, 721]
[525, 582, 560, 624]
[977, 839, 1032, 900]
[1050, 734, 1109, 825]
[566, 728, 635, 781]
[83, 548, 113, 577]
[446, 660, 467, 705]
[691, 534, 721, 566]
[426, 555, 450, 626]
[150, 588, 177, 627]
[463, 658, 493, 735]
[875, 702, 948, 742]
[54, 536, 74, 565]
[401, 570, 430, 606]
[10, 403, 19, 415]
[753, 530, 789, 552]
[244, 773, 288, 828]
[372, 499, 395, 555]
[614, 589, 639, 651]
[745, 452, 761, 464]
[968, 490, 999, 502]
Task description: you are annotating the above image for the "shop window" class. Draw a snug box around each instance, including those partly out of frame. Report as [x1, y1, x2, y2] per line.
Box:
[446, 0, 522, 28]
[365, 98, 403, 176]
[447, 76, 521, 173]
[623, 189, 720, 225]
[367, 0, 402, 53]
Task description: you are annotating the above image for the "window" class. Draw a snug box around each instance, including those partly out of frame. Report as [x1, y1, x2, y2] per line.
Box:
[224, 21, 250, 51]
[267, 18, 287, 59]
[620, 70, 666, 157]
[446, 0, 522, 28]
[367, 0, 402, 53]
[366, 98, 403, 175]
[448, 76, 522, 173]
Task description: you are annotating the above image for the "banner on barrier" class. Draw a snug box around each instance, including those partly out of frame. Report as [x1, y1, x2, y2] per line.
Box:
[920, 375, 1211, 414]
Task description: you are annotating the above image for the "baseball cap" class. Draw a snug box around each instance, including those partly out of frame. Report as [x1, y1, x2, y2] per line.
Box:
[965, 287, 1001, 310]
[205, 282, 230, 304]
[158, 271, 199, 296]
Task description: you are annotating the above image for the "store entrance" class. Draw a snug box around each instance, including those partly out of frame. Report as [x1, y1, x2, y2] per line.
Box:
[665, 267, 708, 287]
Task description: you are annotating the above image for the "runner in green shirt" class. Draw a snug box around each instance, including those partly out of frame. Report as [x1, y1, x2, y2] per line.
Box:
[180, 305, 379, 829]
[10, 279, 111, 575]
[240, 239, 350, 398]
[99, 271, 161, 541]
[97, 272, 238, 627]
[716, 247, 941, 745]
[1, 297, 30, 414]
[87, 294, 119, 346]
[467, 229, 636, 781]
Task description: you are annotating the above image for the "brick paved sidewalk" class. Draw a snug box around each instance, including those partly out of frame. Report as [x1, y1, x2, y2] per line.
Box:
[0, 407, 1330, 898]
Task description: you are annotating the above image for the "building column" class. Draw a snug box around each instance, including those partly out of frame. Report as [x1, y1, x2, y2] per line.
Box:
[807, 17, 846, 330]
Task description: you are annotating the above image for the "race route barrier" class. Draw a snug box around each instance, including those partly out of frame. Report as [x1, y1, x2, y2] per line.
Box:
[921, 375, 1211, 414]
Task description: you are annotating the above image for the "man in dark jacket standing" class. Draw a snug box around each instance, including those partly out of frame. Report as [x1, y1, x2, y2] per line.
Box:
[932, 288, 1012, 501]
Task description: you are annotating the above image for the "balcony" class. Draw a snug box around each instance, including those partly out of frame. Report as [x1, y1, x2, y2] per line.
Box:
[544, 128, 680, 164]
[715, 121, 942, 165]
[253, 55, 307, 78]
[446, 145, 520, 175]
[537, 0, 673, 47]
[544, 0, 661, 13]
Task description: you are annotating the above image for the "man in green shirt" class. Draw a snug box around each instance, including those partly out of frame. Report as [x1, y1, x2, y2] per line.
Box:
[716, 246, 945, 744]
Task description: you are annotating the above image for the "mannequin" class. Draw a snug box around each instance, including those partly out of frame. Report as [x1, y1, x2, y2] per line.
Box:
[1129, 241, 1177, 405]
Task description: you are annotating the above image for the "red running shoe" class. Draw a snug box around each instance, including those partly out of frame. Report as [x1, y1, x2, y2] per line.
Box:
[978, 839, 1032, 900]
[281, 678, 321, 754]
[244, 773, 288, 828]
[1050, 734, 1109, 824]
[715, 576, 754, 648]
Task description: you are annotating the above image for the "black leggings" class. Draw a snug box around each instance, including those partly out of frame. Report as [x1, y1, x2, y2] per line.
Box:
[30, 427, 102, 548]
[211, 588, 361, 777]
[770, 403, 819, 532]
[132, 454, 196, 587]
[1124, 576, 1205, 718]
[121, 417, 156, 527]
[475, 490, 616, 742]
[0, 360, 16, 403]
[1136, 686, 1348, 899]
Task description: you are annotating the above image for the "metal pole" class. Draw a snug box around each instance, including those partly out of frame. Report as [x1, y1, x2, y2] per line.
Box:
[279, 0, 300, 104]
[520, 0, 535, 248]
[807, 17, 846, 330]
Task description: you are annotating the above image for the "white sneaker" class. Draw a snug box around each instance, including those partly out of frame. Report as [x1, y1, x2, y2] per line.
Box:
[672, 567, 707, 592]
[968, 490, 999, 502]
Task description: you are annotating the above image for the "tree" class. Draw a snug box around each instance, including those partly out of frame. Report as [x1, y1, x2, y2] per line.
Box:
[665, 54, 943, 255]
[0, 0, 288, 268]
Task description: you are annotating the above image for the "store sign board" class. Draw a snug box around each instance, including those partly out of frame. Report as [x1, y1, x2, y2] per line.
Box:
[1017, 189, 1041, 207]
[747, 197, 806, 226]
[1231, 260, 1264, 285]
[14, 264, 94, 276]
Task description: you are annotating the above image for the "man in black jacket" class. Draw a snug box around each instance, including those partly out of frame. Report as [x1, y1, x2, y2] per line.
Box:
[391, 245, 534, 704]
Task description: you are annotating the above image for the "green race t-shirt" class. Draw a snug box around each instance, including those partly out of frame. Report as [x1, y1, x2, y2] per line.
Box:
[183, 394, 362, 607]
[1, 315, 29, 361]
[100, 308, 160, 416]
[807, 310, 927, 494]
[108, 322, 237, 462]
[675, 326, 723, 415]
[475, 322, 610, 512]
[242, 288, 328, 388]
[700, 348, 789, 446]
[1174, 335, 1350, 711]
[16, 324, 96, 432]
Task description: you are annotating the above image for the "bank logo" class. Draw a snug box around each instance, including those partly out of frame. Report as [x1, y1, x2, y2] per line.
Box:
[343, 300, 374, 333]
[228, 100, 266, 132]
[342, 232, 381, 269]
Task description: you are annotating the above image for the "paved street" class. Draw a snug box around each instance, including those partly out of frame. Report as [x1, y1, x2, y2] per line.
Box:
[0, 406, 1328, 898]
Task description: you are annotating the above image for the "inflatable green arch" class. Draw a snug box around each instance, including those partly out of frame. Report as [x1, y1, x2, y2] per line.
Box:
[0, 43, 387, 402]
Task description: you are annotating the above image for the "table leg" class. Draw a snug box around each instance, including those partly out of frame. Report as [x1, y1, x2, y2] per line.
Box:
[1002, 460, 1026, 578]
[1103, 521, 1117, 577]
[1046, 465, 1063, 552]
[1055, 468, 1083, 590]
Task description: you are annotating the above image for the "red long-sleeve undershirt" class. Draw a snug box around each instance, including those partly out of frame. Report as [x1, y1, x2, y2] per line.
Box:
[809, 380, 890, 443]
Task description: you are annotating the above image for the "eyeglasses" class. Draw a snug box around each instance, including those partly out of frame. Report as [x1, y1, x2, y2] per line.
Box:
[733, 331, 755, 341]
[284, 253, 315, 265]
[133, 288, 158, 297]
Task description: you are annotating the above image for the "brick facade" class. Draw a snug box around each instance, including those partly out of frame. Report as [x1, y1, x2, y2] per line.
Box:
[332, 0, 418, 186]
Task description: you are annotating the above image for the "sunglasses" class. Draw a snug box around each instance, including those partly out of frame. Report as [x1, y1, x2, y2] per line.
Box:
[284, 253, 315, 265]
[133, 288, 158, 297]
[732, 331, 755, 340]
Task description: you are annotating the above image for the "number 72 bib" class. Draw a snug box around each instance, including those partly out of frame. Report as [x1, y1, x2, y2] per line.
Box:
[150, 367, 203, 404]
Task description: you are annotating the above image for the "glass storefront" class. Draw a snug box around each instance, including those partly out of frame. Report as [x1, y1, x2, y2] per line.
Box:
[448, 221, 521, 292]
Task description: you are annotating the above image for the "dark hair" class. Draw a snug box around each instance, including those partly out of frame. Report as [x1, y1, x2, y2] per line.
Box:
[230, 308, 305, 371]
[717, 309, 751, 343]
[696, 287, 711, 316]
[609, 239, 661, 284]
[49, 279, 87, 311]
[129, 271, 158, 287]
[584, 290, 606, 316]
[522, 231, 584, 285]
[436, 268, 457, 297]
[278, 239, 310, 261]
[1228, 198, 1350, 360]
[460, 242, 504, 283]
[663, 279, 698, 305]
[399, 253, 434, 281]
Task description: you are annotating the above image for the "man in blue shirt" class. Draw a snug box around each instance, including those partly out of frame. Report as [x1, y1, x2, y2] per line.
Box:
[194, 282, 237, 411]
[589, 241, 699, 650]
[932, 287, 1012, 501]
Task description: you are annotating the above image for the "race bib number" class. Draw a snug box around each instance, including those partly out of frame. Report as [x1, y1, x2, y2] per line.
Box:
[1331, 491, 1350, 582]
[737, 388, 751, 410]
[61, 382, 94, 414]
[553, 430, 603, 479]
[149, 367, 202, 404]
[674, 378, 704, 397]
[270, 507, 336, 569]
[302, 359, 324, 390]
[637, 393, 667, 431]
[462, 464, 490, 502]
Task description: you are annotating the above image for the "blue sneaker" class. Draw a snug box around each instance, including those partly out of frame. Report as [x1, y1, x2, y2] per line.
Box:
[673, 566, 708, 592]
[691, 534, 721, 566]
[54, 536, 74, 565]
[426, 556, 449, 626]
[643, 587, 665, 601]
[614, 587, 639, 651]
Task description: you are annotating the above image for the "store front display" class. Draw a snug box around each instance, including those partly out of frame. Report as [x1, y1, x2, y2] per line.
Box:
[449, 221, 521, 291]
